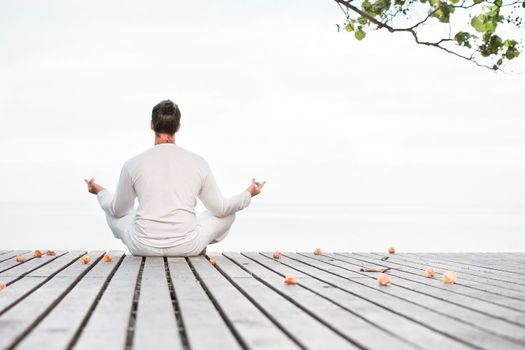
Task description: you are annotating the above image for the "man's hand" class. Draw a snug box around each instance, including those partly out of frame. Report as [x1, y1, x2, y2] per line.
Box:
[84, 177, 105, 195]
[246, 178, 266, 197]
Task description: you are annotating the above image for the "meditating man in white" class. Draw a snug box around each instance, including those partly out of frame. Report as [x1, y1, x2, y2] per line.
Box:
[85, 100, 265, 256]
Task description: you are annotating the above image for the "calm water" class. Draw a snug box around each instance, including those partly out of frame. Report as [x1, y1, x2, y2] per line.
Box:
[1, 201, 524, 253]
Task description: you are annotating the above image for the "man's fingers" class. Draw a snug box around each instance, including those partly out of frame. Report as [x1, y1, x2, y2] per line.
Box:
[260, 181, 266, 188]
[84, 179, 89, 184]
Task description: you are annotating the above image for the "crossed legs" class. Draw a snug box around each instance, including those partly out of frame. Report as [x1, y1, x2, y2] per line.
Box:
[103, 209, 236, 256]
[193, 210, 236, 252]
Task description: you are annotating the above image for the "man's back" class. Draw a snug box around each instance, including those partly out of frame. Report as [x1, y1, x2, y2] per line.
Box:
[125, 143, 208, 246]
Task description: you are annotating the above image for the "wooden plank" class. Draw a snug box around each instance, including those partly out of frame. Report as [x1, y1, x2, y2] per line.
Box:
[271, 252, 525, 350]
[345, 253, 525, 309]
[15, 251, 125, 350]
[0, 250, 33, 270]
[413, 253, 525, 274]
[74, 255, 142, 350]
[371, 253, 525, 292]
[246, 252, 471, 350]
[133, 257, 183, 349]
[26, 251, 87, 277]
[167, 257, 241, 350]
[416, 253, 525, 272]
[0, 250, 12, 256]
[211, 253, 358, 350]
[356, 253, 525, 301]
[0, 250, 29, 263]
[398, 254, 525, 286]
[0, 251, 67, 279]
[189, 256, 300, 350]
[226, 252, 420, 350]
[408, 253, 525, 279]
[0, 251, 105, 349]
[300, 253, 525, 343]
[0, 251, 87, 314]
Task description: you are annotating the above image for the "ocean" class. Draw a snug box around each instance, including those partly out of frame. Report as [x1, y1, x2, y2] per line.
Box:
[1, 201, 524, 253]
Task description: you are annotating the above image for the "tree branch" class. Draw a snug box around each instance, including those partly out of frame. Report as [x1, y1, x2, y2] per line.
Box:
[333, 0, 500, 70]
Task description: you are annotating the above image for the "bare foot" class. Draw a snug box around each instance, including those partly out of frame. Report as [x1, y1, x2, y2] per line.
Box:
[199, 247, 207, 256]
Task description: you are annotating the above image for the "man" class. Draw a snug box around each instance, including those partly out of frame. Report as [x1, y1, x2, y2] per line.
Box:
[85, 99, 265, 256]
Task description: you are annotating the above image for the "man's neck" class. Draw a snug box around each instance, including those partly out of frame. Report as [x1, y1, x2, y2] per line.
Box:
[154, 133, 175, 145]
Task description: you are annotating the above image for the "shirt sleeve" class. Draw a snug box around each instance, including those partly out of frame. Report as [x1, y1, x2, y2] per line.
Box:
[97, 164, 136, 218]
[198, 162, 251, 218]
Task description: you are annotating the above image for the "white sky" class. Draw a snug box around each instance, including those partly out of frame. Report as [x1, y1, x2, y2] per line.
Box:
[1, 0, 525, 209]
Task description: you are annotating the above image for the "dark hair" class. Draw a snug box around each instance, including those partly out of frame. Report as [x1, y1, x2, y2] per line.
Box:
[151, 99, 181, 134]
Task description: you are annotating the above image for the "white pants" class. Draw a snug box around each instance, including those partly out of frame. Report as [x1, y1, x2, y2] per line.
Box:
[104, 209, 236, 256]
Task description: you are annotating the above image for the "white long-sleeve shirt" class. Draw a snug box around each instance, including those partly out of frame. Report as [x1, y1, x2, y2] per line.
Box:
[97, 143, 251, 248]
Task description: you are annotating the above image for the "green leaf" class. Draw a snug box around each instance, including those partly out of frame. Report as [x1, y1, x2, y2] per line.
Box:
[504, 39, 518, 48]
[454, 31, 472, 48]
[506, 48, 520, 59]
[358, 16, 368, 25]
[345, 22, 355, 32]
[485, 21, 497, 33]
[471, 14, 486, 32]
[355, 29, 366, 40]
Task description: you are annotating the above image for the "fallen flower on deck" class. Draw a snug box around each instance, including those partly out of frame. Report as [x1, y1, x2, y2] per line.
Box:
[103, 254, 112, 262]
[16, 255, 25, 262]
[284, 274, 297, 285]
[273, 251, 282, 259]
[46, 250, 56, 256]
[424, 267, 435, 278]
[442, 271, 457, 284]
[388, 247, 396, 254]
[361, 267, 391, 273]
[314, 248, 322, 255]
[0, 284, 5, 291]
[377, 273, 391, 286]
[209, 258, 217, 266]
[33, 250, 42, 258]
[82, 255, 91, 264]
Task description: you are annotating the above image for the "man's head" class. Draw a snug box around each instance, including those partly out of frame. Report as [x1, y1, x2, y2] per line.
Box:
[151, 99, 181, 135]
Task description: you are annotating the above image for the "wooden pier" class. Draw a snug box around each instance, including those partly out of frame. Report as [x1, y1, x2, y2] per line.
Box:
[0, 250, 524, 349]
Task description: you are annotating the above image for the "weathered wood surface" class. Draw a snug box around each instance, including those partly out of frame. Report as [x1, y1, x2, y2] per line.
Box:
[0, 251, 523, 350]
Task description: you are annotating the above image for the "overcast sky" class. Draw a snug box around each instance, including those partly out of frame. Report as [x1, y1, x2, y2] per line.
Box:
[1, 0, 524, 209]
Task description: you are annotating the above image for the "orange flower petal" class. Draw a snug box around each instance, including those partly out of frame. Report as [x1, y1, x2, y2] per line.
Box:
[313, 248, 322, 256]
[16, 255, 25, 263]
[273, 251, 282, 259]
[0, 283, 6, 291]
[377, 273, 391, 286]
[442, 271, 457, 284]
[284, 274, 297, 285]
[33, 250, 42, 258]
[102, 254, 112, 262]
[46, 250, 56, 256]
[388, 247, 396, 254]
[81, 255, 91, 264]
[424, 267, 435, 278]
[209, 258, 217, 266]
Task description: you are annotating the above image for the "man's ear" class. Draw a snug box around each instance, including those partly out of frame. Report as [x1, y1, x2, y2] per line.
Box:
[150, 120, 154, 130]
[176, 123, 181, 133]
